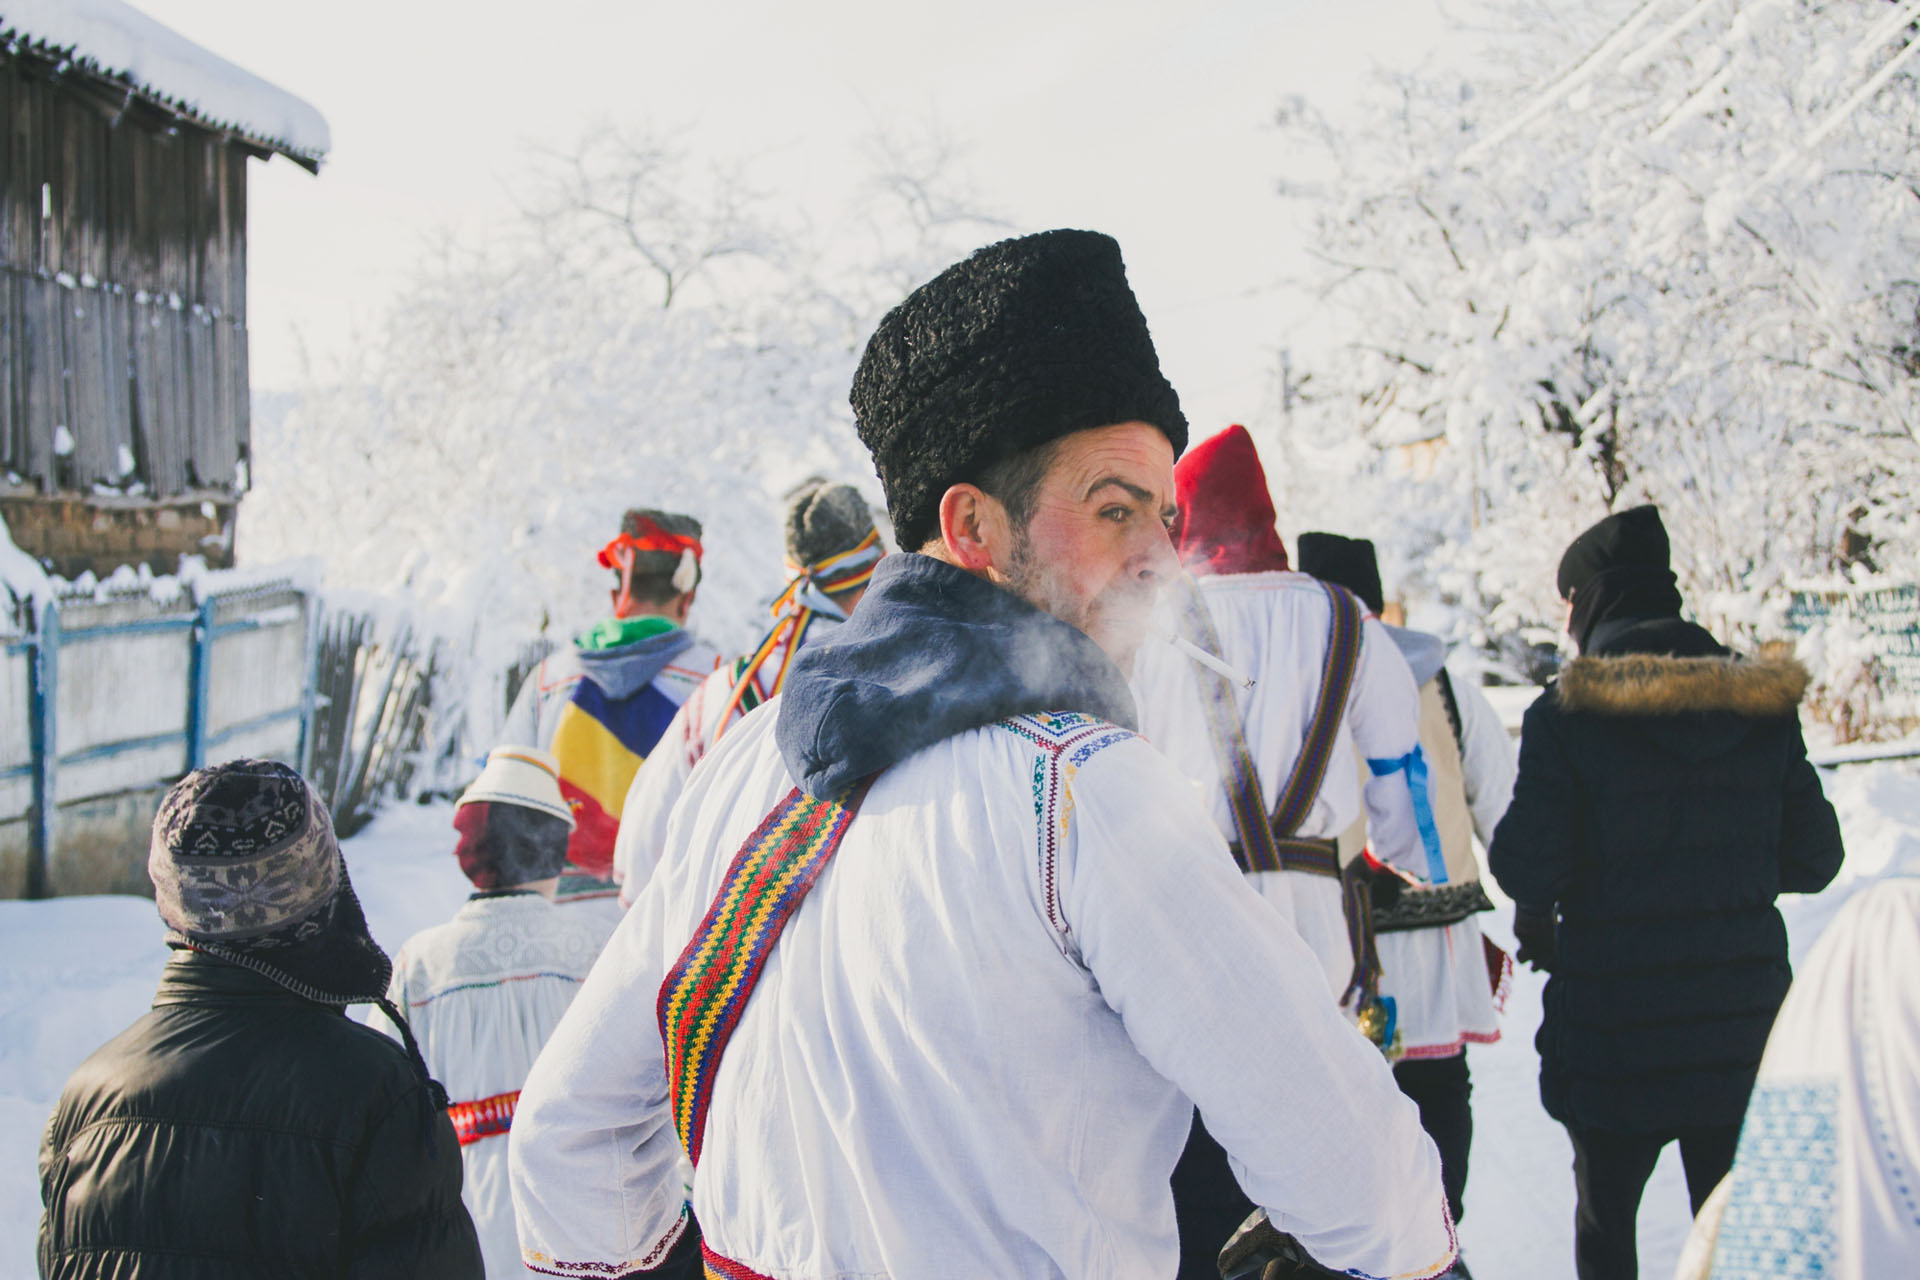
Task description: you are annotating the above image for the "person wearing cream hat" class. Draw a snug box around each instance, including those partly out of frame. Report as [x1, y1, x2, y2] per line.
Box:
[373, 747, 645, 1278]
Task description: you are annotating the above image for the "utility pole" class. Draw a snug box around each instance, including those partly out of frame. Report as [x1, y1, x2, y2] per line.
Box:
[1279, 348, 1295, 430]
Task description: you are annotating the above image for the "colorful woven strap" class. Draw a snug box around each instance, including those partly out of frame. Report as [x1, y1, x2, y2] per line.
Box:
[447, 1089, 520, 1146]
[657, 779, 871, 1165]
[1270, 580, 1365, 839]
[1225, 835, 1343, 878]
[1272, 836, 1342, 878]
[727, 655, 762, 715]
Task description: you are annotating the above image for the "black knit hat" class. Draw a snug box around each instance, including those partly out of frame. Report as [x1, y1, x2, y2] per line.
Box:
[851, 229, 1188, 550]
[1556, 505, 1669, 601]
[1297, 532, 1385, 614]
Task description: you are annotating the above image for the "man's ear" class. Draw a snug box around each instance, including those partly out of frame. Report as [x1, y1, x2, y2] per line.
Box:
[934, 484, 1005, 575]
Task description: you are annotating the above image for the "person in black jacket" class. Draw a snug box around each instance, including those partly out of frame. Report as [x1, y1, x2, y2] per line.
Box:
[1488, 505, 1844, 1280]
[38, 759, 482, 1280]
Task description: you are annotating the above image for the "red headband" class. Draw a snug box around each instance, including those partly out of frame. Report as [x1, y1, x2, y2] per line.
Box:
[598, 518, 703, 570]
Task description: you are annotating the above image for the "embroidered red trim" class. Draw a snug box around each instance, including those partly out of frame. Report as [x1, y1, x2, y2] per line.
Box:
[701, 1241, 778, 1279]
[447, 1089, 520, 1145]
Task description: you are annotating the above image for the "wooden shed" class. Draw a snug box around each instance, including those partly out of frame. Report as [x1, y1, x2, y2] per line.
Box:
[0, 3, 327, 578]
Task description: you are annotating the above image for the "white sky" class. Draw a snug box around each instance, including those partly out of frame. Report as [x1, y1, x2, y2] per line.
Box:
[133, 0, 1451, 431]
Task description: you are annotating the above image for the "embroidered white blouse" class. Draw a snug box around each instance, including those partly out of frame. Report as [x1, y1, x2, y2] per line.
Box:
[374, 892, 615, 1279]
[509, 702, 1454, 1280]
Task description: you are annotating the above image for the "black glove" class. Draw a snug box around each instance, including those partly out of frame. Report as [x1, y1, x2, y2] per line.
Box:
[1513, 905, 1557, 973]
[1366, 861, 1405, 912]
[1219, 1210, 1346, 1279]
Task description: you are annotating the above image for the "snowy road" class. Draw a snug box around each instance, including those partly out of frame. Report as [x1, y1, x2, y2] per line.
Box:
[5, 763, 1917, 1278]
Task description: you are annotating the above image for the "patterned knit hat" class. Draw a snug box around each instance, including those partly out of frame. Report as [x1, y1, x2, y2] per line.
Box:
[784, 479, 878, 570]
[851, 229, 1187, 550]
[148, 759, 391, 1006]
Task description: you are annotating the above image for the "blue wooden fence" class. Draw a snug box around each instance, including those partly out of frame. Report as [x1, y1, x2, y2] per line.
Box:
[0, 579, 316, 898]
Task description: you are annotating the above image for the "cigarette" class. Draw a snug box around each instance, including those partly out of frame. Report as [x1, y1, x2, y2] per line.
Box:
[1165, 631, 1257, 690]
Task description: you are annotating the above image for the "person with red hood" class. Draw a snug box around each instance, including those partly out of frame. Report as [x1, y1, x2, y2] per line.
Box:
[1131, 424, 1444, 1280]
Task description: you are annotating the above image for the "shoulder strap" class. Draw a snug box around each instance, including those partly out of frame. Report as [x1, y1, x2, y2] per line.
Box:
[1171, 578, 1284, 874]
[712, 611, 817, 745]
[1435, 667, 1465, 754]
[656, 778, 870, 1165]
[1268, 581, 1365, 839]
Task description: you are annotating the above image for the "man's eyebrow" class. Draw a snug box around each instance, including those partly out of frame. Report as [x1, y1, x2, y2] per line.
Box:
[1085, 476, 1176, 521]
[1084, 476, 1155, 504]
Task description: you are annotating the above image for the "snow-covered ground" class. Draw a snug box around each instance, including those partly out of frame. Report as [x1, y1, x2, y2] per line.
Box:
[0, 800, 474, 1269]
[4, 762, 1917, 1277]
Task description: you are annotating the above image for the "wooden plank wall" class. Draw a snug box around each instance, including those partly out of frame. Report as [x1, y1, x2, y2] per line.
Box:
[0, 53, 251, 501]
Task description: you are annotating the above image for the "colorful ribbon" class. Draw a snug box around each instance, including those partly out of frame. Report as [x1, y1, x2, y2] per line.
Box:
[711, 531, 883, 742]
[596, 519, 704, 570]
[774, 528, 884, 619]
[1367, 745, 1447, 885]
[599, 518, 706, 609]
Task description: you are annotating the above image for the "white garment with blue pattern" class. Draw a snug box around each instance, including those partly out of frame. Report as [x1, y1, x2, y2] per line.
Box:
[1680, 879, 1920, 1280]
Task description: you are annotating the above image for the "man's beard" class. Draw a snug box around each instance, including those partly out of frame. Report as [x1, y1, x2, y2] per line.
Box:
[1000, 526, 1156, 675]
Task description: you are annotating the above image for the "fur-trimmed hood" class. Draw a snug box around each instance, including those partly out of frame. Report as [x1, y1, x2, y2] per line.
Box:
[1555, 654, 1809, 718]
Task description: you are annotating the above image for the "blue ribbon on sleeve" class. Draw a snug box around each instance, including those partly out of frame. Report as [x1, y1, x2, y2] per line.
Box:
[1367, 744, 1447, 885]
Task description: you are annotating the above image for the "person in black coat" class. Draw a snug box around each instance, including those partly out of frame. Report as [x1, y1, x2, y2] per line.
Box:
[1487, 506, 1844, 1280]
[38, 759, 482, 1280]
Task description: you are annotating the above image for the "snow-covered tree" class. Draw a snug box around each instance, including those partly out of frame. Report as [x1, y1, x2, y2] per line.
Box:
[1269, 0, 1920, 664]
[241, 124, 1007, 758]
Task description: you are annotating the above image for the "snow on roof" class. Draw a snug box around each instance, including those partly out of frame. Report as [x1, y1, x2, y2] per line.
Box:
[0, 0, 329, 169]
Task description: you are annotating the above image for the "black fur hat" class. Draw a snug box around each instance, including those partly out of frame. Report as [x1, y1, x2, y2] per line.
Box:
[1297, 532, 1385, 615]
[851, 229, 1187, 550]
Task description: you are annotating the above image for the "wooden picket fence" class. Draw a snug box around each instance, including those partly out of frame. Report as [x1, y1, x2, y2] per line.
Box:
[304, 611, 438, 839]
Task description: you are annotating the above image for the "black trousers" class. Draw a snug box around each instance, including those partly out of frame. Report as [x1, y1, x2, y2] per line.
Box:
[1172, 1111, 1256, 1280]
[1565, 1123, 1740, 1280]
[1174, 1055, 1477, 1280]
[1393, 1052, 1473, 1226]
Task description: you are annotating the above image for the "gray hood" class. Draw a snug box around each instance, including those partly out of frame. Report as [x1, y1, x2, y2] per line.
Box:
[1383, 624, 1448, 687]
[775, 554, 1138, 797]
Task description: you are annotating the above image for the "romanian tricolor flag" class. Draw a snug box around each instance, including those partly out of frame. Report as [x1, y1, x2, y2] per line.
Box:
[547, 678, 683, 888]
